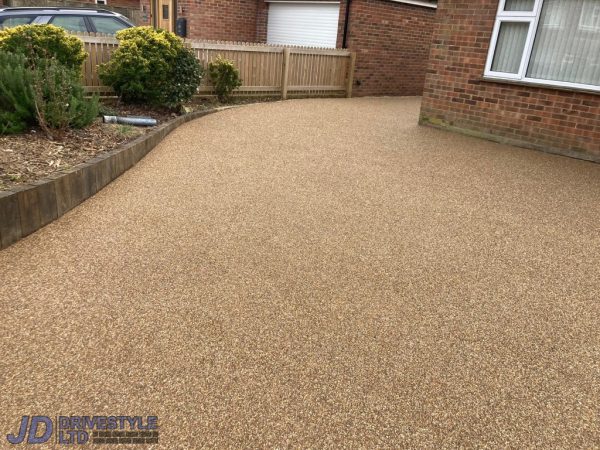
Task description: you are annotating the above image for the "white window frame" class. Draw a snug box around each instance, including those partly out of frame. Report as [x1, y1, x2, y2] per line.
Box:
[579, 2, 600, 31]
[484, 0, 600, 92]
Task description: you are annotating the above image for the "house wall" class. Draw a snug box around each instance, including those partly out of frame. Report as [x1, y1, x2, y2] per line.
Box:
[139, 0, 259, 41]
[344, 0, 436, 96]
[420, 0, 600, 161]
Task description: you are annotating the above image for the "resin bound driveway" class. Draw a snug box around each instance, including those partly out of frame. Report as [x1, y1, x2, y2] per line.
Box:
[1, 97, 599, 448]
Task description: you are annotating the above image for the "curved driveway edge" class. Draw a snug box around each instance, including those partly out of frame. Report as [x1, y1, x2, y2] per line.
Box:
[0, 106, 235, 250]
[1, 97, 599, 448]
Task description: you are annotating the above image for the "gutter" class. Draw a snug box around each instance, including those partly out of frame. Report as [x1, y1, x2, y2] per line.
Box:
[342, 0, 352, 48]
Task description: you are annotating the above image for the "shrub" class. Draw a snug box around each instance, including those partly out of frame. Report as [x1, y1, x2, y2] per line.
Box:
[0, 51, 98, 136]
[0, 24, 87, 71]
[31, 59, 99, 134]
[0, 52, 36, 133]
[98, 27, 203, 107]
[208, 55, 242, 102]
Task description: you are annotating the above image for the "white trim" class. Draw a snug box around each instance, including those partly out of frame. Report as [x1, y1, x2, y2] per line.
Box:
[388, 0, 437, 8]
[265, 0, 436, 6]
[484, 75, 600, 93]
[483, 0, 600, 92]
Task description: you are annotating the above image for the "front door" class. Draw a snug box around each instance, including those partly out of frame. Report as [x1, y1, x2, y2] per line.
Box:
[153, 0, 174, 32]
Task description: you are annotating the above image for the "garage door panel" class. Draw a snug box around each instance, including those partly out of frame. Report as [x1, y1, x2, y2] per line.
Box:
[267, 3, 340, 48]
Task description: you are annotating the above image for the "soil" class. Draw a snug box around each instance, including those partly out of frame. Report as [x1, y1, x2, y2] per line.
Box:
[0, 97, 279, 191]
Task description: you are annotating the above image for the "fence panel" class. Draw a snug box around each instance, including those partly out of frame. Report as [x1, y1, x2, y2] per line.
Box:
[74, 33, 355, 98]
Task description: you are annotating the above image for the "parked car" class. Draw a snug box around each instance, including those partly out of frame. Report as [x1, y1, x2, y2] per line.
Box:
[0, 7, 134, 34]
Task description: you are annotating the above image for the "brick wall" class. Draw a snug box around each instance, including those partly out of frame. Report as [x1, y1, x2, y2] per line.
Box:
[181, 0, 258, 41]
[344, 0, 436, 96]
[256, 0, 268, 42]
[420, 0, 600, 160]
[105, 0, 139, 9]
[139, 0, 258, 41]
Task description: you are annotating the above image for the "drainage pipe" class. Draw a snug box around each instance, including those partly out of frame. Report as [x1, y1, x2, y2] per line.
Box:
[103, 116, 158, 127]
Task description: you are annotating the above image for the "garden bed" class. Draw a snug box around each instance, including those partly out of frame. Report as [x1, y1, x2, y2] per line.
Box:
[0, 97, 277, 191]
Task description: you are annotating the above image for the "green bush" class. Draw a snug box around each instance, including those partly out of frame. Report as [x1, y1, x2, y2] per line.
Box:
[32, 59, 99, 133]
[0, 24, 87, 70]
[208, 55, 242, 102]
[0, 52, 37, 133]
[0, 51, 98, 136]
[98, 27, 203, 107]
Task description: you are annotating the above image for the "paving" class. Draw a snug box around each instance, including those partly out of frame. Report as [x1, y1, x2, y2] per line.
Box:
[1, 97, 599, 448]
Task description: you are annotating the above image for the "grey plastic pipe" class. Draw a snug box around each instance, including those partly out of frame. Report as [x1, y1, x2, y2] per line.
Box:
[103, 115, 158, 127]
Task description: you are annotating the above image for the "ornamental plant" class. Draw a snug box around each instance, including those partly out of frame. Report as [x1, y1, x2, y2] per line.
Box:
[98, 27, 203, 107]
[208, 55, 242, 102]
[0, 24, 87, 71]
[0, 52, 35, 134]
[0, 51, 98, 136]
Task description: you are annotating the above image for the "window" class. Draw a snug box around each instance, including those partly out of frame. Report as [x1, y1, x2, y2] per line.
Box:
[0, 16, 34, 29]
[50, 16, 88, 33]
[96, 0, 108, 4]
[485, 0, 600, 91]
[89, 16, 128, 34]
[579, 1, 600, 30]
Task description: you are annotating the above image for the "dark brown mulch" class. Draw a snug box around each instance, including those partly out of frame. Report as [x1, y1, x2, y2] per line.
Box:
[0, 119, 145, 191]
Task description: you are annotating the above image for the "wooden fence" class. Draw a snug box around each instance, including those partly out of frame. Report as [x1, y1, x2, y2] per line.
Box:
[76, 33, 356, 98]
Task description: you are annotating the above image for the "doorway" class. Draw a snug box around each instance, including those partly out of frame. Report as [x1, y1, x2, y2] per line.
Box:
[152, 0, 174, 32]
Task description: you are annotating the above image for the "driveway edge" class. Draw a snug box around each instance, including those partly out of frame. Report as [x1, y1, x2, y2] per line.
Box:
[0, 107, 232, 250]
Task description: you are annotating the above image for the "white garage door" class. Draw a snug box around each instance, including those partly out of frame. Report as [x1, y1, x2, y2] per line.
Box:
[267, 2, 340, 48]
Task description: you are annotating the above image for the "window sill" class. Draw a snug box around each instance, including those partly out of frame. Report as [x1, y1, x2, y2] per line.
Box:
[481, 76, 600, 96]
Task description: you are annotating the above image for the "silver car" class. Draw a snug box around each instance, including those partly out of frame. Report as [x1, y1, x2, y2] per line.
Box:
[0, 7, 134, 34]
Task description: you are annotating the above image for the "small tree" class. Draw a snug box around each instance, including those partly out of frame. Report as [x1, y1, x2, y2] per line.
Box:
[208, 55, 242, 102]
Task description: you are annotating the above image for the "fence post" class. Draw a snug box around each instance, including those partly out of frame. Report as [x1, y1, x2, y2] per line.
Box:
[346, 52, 356, 98]
[281, 47, 290, 100]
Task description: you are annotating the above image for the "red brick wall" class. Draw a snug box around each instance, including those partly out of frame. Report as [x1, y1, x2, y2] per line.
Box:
[256, 0, 268, 42]
[106, 0, 139, 9]
[176, 0, 258, 41]
[139, 0, 258, 41]
[344, 0, 436, 96]
[420, 0, 600, 160]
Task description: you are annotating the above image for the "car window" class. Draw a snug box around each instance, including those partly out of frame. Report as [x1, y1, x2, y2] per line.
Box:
[89, 16, 128, 34]
[50, 15, 88, 32]
[0, 16, 34, 29]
